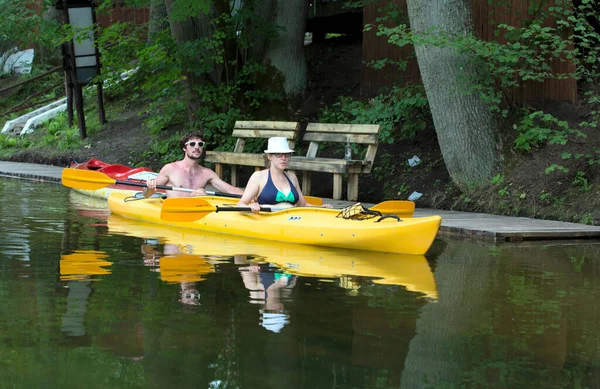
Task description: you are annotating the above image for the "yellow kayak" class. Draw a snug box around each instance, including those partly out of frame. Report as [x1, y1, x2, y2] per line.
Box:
[107, 192, 441, 255]
[107, 214, 439, 298]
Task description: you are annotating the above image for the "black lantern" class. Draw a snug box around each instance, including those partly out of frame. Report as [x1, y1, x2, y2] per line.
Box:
[55, 0, 106, 139]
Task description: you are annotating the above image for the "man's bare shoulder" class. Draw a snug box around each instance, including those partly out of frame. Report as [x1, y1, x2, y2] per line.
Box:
[159, 161, 181, 172]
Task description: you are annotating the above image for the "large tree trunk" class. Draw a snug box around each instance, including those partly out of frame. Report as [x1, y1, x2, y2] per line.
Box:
[148, 0, 169, 44]
[265, 0, 308, 97]
[406, 0, 500, 190]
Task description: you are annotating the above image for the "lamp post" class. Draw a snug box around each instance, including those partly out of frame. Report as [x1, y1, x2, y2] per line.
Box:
[56, 0, 106, 139]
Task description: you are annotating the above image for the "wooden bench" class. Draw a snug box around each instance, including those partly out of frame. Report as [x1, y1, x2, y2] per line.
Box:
[204, 121, 300, 187]
[288, 123, 381, 201]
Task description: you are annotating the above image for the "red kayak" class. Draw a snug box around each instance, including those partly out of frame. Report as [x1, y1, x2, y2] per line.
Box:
[70, 158, 160, 199]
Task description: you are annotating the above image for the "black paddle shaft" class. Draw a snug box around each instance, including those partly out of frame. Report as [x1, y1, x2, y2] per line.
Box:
[215, 206, 273, 213]
[113, 179, 187, 191]
[115, 180, 240, 198]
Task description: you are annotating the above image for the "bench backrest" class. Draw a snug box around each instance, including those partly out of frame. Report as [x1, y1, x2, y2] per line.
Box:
[232, 121, 300, 152]
[303, 123, 381, 173]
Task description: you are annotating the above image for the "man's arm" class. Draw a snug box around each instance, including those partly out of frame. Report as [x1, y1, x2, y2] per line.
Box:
[208, 171, 244, 195]
[144, 164, 172, 197]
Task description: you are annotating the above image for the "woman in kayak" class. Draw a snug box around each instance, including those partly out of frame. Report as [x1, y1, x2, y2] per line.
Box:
[237, 137, 332, 212]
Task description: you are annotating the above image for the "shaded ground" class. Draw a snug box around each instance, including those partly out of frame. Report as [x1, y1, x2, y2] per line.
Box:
[4, 35, 600, 224]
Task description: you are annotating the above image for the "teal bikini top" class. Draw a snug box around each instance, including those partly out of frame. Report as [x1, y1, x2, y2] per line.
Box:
[275, 191, 296, 203]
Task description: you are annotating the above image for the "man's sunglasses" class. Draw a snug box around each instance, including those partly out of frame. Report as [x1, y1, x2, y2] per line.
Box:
[185, 141, 206, 148]
[271, 153, 292, 158]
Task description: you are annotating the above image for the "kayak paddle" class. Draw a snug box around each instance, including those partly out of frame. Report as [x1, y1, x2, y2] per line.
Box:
[62, 168, 194, 193]
[61, 169, 323, 205]
[160, 197, 415, 222]
[370, 200, 415, 217]
[161, 197, 273, 222]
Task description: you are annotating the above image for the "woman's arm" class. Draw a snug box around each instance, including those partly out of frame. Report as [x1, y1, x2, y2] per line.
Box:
[237, 171, 263, 212]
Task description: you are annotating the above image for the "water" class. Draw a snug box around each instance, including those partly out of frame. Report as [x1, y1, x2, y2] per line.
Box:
[2, 178, 600, 388]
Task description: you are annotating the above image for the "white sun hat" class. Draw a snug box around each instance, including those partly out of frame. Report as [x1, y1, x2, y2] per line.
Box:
[260, 311, 290, 333]
[264, 137, 294, 154]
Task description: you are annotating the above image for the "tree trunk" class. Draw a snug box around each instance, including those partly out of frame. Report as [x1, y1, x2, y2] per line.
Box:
[163, 0, 223, 125]
[148, 0, 169, 44]
[265, 0, 308, 97]
[246, 0, 276, 62]
[33, 7, 63, 67]
[406, 0, 500, 190]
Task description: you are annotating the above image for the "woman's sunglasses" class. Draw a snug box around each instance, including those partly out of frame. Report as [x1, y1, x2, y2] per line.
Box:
[185, 141, 206, 148]
[271, 153, 292, 158]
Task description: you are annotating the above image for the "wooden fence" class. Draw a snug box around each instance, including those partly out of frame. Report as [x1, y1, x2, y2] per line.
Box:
[95, 7, 150, 28]
[362, 0, 578, 103]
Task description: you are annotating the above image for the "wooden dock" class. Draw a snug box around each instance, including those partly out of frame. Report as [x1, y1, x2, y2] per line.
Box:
[1, 161, 600, 242]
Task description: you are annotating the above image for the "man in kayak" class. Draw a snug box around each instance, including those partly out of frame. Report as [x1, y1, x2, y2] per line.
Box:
[144, 131, 244, 198]
[236, 137, 332, 211]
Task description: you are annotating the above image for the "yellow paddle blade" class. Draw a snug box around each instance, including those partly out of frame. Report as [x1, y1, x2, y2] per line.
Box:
[161, 197, 217, 222]
[370, 200, 415, 218]
[61, 169, 117, 190]
[305, 196, 322, 206]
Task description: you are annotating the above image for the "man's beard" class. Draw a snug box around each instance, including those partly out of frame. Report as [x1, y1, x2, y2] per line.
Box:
[187, 152, 201, 161]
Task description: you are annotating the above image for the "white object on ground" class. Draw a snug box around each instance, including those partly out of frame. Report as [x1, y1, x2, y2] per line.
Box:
[20, 103, 68, 135]
[1, 98, 67, 134]
[408, 155, 421, 167]
[1, 48, 34, 74]
[408, 191, 423, 201]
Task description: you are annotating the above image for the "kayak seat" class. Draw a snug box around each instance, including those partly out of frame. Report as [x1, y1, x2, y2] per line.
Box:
[85, 158, 110, 170]
[114, 167, 154, 180]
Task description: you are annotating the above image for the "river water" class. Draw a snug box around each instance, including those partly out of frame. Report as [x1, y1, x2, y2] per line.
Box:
[1, 178, 600, 388]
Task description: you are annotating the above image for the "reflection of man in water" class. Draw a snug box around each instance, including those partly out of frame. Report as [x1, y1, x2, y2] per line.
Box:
[235, 256, 296, 333]
[140, 240, 201, 306]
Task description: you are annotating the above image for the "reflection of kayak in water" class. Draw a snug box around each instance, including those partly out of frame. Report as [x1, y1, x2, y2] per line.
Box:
[68, 190, 111, 220]
[107, 214, 438, 299]
[60, 250, 112, 281]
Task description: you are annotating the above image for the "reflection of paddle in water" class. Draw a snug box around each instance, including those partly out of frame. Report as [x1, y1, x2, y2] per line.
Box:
[59, 250, 112, 338]
[236, 255, 296, 333]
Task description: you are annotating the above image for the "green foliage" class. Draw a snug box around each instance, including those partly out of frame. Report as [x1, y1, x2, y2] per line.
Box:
[490, 173, 504, 185]
[514, 109, 585, 152]
[577, 214, 593, 225]
[0, 133, 29, 149]
[0, 0, 52, 57]
[94, 4, 276, 149]
[572, 171, 590, 191]
[545, 164, 569, 174]
[539, 192, 551, 201]
[38, 112, 85, 150]
[141, 135, 181, 165]
[319, 85, 429, 144]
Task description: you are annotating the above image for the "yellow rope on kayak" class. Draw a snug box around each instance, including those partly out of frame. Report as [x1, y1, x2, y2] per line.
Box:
[336, 203, 382, 220]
